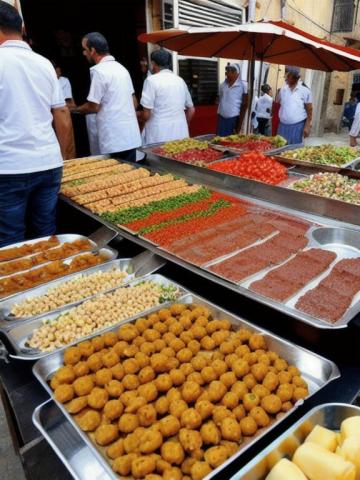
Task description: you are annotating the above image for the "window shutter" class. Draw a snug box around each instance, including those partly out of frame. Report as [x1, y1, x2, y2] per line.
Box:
[331, 0, 355, 32]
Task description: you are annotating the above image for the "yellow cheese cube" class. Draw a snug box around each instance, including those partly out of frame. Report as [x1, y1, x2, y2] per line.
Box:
[265, 458, 307, 480]
[338, 438, 360, 480]
[305, 425, 338, 452]
[341, 417, 360, 443]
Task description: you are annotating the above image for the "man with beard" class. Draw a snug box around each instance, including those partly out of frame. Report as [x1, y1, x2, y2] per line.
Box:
[74, 32, 141, 161]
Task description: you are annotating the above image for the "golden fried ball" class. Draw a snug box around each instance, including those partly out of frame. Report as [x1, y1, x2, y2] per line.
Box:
[106, 438, 124, 459]
[161, 441, 185, 465]
[180, 331, 193, 345]
[220, 371, 237, 389]
[261, 394, 282, 414]
[133, 336, 146, 348]
[252, 384, 270, 399]
[88, 387, 109, 410]
[141, 342, 156, 356]
[251, 363, 269, 382]
[155, 374, 173, 393]
[243, 393, 260, 412]
[250, 406, 270, 427]
[169, 369, 186, 387]
[219, 341, 235, 355]
[276, 383, 293, 402]
[125, 396, 147, 414]
[106, 379, 124, 398]
[292, 375, 307, 389]
[117, 324, 138, 342]
[205, 320, 220, 334]
[77, 409, 101, 432]
[287, 365, 300, 376]
[248, 334, 266, 351]
[179, 363, 194, 377]
[243, 373, 257, 390]
[169, 322, 184, 336]
[182, 457, 197, 475]
[224, 354, 238, 369]
[137, 429, 163, 455]
[110, 363, 125, 381]
[262, 372, 279, 392]
[181, 408, 202, 429]
[167, 357, 180, 371]
[91, 336, 104, 352]
[63, 346, 81, 366]
[240, 416, 258, 436]
[55, 384, 74, 404]
[273, 358, 288, 372]
[220, 417, 241, 442]
[243, 352, 258, 366]
[159, 415, 181, 437]
[233, 405, 246, 422]
[137, 404, 156, 427]
[66, 396, 88, 414]
[70, 376, 92, 397]
[231, 381, 248, 399]
[95, 368, 112, 387]
[138, 382, 158, 402]
[123, 429, 144, 453]
[169, 399, 188, 419]
[138, 366, 156, 384]
[95, 424, 119, 446]
[257, 353, 271, 366]
[50, 376, 60, 390]
[151, 353, 169, 373]
[120, 390, 138, 407]
[163, 467, 183, 480]
[123, 345, 139, 358]
[204, 445, 228, 468]
[190, 325, 207, 341]
[190, 461, 212, 480]
[195, 400, 214, 420]
[235, 345, 250, 358]
[112, 453, 137, 476]
[102, 331, 117, 347]
[143, 328, 161, 343]
[200, 366, 216, 384]
[73, 361, 89, 378]
[87, 353, 103, 372]
[182, 381, 202, 403]
[208, 381, 227, 403]
[103, 399, 124, 421]
[170, 304, 186, 316]
[211, 331, 229, 347]
[212, 360, 228, 377]
[221, 392, 239, 409]
[155, 396, 169, 415]
[281, 401, 293, 412]
[118, 413, 139, 433]
[187, 372, 205, 386]
[77, 341, 94, 358]
[200, 421, 220, 445]
[112, 340, 128, 357]
[212, 406, 233, 426]
[154, 321, 168, 335]
[122, 358, 139, 375]
[166, 387, 182, 403]
[179, 428, 203, 453]
[176, 348, 193, 364]
[278, 371, 292, 384]
[122, 374, 140, 391]
[132, 456, 156, 479]
[194, 315, 208, 328]
[197, 390, 210, 402]
[55, 366, 75, 384]
[293, 387, 308, 402]
[135, 352, 150, 368]
[135, 317, 149, 333]
[161, 347, 176, 358]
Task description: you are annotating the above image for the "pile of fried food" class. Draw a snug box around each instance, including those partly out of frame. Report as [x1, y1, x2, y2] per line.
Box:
[51, 303, 309, 480]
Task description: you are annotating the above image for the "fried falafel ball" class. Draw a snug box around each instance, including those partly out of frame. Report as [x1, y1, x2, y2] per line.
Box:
[77, 409, 101, 432]
[95, 424, 119, 446]
[88, 387, 109, 410]
[54, 384, 74, 404]
[103, 399, 124, 420]
[161, 441, 185, 465]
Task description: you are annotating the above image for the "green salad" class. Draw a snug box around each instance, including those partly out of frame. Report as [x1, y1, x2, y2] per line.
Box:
[280, 145, 360, 166]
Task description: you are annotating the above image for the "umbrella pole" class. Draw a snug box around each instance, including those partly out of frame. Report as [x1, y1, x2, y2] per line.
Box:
[247, 58, 255, 134]
[258, 60, 263, 96]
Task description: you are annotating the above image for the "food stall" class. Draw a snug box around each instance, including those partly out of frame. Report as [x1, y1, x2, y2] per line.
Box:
[0, 144, 360, 480]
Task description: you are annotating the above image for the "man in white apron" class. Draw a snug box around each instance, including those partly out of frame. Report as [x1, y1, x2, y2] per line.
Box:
[141, 49, 195, 145]
[73, 32, 141, 161]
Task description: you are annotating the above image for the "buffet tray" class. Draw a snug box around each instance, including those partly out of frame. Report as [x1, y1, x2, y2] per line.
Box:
[231, 402, 360, 480]
[205, 225, 360, 328]
[33, 400, 112, 480]
[2, 273, 186, 360]
[0, 252, 166, 326]
[32, 293, 339, 480]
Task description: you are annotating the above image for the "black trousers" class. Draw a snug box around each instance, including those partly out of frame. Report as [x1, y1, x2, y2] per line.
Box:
[257, 117, 270, 135]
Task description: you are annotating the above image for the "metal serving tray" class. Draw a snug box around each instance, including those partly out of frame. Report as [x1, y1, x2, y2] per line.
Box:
[3, 274, 186, 361]
[32, 293, 339, 480]
[232, 402, 360, 480]
[204, 225, 360, 328]
[0, 251, 166, 326]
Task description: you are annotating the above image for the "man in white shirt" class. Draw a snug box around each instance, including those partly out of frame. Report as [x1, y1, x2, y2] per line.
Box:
[0, 1, 74, 247]
[53, 61, 76, 109]
[217, 63, 248, 136]
[255, 84, 273, 135]
[141, 49, 195, 145]
[278, 66, 313, 145]
[74, 32, 141, 161]
[349, 102, 360, 146]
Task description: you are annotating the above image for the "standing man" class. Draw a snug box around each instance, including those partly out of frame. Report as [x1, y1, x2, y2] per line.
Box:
[0, 1, 74, 247]
[255, 84, 273, 135]
[53, 61, 76, 109]
[349, 102, 360, 146]
[140, 49, 195, 145]
[278, 66, 313, 145]
[74, 32, 141, 161]
[217, 63, 248, 136]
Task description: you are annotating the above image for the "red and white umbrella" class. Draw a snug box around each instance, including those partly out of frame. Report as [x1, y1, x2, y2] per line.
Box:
[139, 20, 360, 72]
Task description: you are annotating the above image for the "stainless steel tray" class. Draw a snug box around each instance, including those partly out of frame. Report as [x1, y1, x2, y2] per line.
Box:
[4, 273, 186, 360]
[33, 400, 112, 480]
[0, 246, 118, 303]
[0, 251, 166, 326]
[232, 402, 360, 480]
[206, 225, 360, 328]
[33, 292, 339, 480]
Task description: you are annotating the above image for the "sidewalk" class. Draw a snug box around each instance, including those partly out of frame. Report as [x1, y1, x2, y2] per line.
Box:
[305, 130, 349, 146]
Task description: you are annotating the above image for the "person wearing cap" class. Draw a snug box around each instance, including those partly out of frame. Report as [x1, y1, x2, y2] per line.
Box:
[73, 32, 141, 161]
[277, 66, 313, 145]
[217, 63, 248, 136]
[349, 101, 360, 146]
[140, 49, 195, 145]
[255, 84, 273, 135]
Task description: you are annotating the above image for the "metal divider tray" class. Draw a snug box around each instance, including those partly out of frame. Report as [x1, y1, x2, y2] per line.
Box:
[3, 273, 186, 361]
[0, 252, 166, 327]
[204, 225, 360, 329]
[232, 402, 360, 480]
[32, 292, 339, 480]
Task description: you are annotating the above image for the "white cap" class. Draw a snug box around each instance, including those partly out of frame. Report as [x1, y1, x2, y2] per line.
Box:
[226, 62, 241, 74]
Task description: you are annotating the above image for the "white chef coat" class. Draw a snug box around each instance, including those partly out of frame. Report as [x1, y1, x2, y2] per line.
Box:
[0, 40, 64, 174]
[87, 56, 141, 154]
[350, 103, 360, 137]
[218, 77, 247, 119]
[59, 76, 73, 100]
[140, 69, 194, 145]
[279, 82, 312, 125]
[86, 114, 100, 155]
[255, 93, 273, 119]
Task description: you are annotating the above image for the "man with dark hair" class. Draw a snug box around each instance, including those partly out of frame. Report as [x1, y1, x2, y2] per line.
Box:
[277, 66, 313, 144]
[0, 0, 74, 247]
[74, 32, 141, 161]
[140, 48, 195, 145]
[255, 84, 273, 135]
